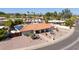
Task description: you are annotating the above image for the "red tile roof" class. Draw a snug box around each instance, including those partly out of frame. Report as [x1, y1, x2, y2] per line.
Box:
[20, 23, 54, 32]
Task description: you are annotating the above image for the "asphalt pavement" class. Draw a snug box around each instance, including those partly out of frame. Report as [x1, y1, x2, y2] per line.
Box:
[37, 20, 79, 50]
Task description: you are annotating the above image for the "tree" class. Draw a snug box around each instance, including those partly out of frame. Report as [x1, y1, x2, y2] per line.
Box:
[14, 19, 23, 25]
[22, 14, 27, 18]
[4, 19, 14, 27]
[61, 8, 72, 19]
[53, 11, 57, 19]
[71, 16, 77, 21]
[0, 29, 7, 40]
[44, 12, 53, 23]
[45, 12, 52, 17]
[15, 13, 21, 18]
[27, 11, 30, 18]
[0, 11, 6, 16]
[0, 11, 8, 18]
[56, 12, 62, 20]
[4, 19, 14, 33]
[6, 14, 10, 19]
[38, 13, 43, 17]
[65, 17, 75, 29]
[31, 12, 36, 20]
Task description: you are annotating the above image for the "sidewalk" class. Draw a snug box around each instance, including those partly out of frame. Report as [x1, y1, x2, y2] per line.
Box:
[15, 27, 75, 50]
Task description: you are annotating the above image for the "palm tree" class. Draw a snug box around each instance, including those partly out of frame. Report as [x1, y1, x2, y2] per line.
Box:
[27, 11, 32, 22]
[32, 12, 36, 20]
[22, 14, 27, 23]
[61, 8, 72, 19]
[29, 12, 37, 23]
[53, 11, 58, 19]
[27, 11, 30, 18]
[44, 12, 54, 23]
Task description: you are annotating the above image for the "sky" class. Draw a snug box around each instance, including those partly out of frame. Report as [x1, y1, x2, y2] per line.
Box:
[0, 8, 79, 15]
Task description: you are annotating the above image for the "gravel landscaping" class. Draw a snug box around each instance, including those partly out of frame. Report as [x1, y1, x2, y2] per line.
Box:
[0, 27, 71, 50]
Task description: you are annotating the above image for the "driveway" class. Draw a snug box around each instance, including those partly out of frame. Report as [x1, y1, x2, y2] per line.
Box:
[37, 20, 79, 50]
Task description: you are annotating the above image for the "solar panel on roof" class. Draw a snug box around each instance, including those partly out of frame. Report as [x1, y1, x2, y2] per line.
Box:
[14, 25, 23, 30]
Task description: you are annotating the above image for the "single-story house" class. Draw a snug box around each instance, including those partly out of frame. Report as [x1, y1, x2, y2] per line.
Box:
[25, 19, 44, 24]
[48, 20, 65, 25]
[20, 23, 54, 36]
[0, 17, 8, 25]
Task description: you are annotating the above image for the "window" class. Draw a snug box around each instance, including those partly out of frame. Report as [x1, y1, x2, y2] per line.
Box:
[46, 28, 51, 32]
[41, 29, 45, 33]
[36, 30, 40, 34]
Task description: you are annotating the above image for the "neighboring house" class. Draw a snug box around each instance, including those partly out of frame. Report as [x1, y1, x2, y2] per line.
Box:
[48, 20, 65, 25]
[31, 19, 44, 23]
[0, 17, 8, 25]
[10, 18, 24, 21]
[25, 16, 44, 24]
[25, 19, 44, 24]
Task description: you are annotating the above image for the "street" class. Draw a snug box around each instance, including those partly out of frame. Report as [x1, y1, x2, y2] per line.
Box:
[37, 20, 79, 50]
